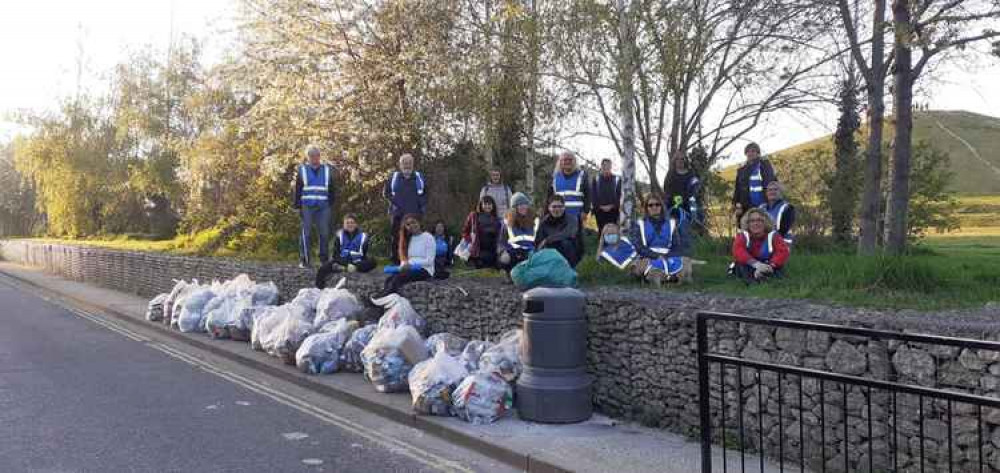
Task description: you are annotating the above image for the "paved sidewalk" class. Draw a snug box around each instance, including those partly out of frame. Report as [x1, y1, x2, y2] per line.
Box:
[0, 262, 780, 473]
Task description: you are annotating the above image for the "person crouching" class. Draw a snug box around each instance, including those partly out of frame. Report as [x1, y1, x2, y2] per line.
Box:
[731, 208, 789, 283]
[315, 214, 376, 289]
[499, 192, 537, 274]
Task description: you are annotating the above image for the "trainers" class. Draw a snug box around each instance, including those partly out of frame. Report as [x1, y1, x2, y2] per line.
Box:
[298, 263, 310, 269]
[347, 264, 357, 273]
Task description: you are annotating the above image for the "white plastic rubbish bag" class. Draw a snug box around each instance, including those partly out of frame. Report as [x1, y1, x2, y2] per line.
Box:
[205, 294, 253, 339]
[178, 287, 216, 333]
[361, 325, 429, 393]
[146, 293, 169, 322]
[372, 294, 427, 335]
[251, 281, 279, 306]
[234, 306, 269, 342]
[408, 351, 469, 416]
[290, 288, 322, 315]
[340, 324, 377, 373]
[459, 340, 494, 373]
[295, 319, 359, 374]
[169, 280, 200, 328]
[479, 329, 523, 383]
[314, 279, 362, 327]
[272, 309, 314, 365]
[162, 280, 188, 325]
[452, 372, 513, 424]
[425, 333, 468, 357]
[251, 306, 284, 352]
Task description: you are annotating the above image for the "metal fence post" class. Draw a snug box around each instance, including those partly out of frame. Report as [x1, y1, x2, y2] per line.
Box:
[698, 314, 713, 473]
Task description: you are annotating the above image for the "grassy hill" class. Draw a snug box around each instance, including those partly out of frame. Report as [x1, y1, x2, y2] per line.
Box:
[720, 110, 1000, 195]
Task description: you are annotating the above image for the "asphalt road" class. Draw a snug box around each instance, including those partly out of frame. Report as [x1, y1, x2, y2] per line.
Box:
[0, 277, 511, 473]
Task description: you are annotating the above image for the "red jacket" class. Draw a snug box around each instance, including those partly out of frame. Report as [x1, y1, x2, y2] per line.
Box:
[732, 231, 789, 268]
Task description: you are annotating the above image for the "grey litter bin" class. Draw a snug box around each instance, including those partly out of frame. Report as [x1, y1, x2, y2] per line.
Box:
[516, 287, 593, 423]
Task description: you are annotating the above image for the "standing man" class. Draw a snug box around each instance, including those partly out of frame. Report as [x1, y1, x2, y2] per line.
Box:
[383, 153, 427, 265]
[591, 158, 622, 235]
[548, 151, 590, 260]
[293, 144, 336, 269]
[732, 142, 776, 224]
[479, 167, 513, 217]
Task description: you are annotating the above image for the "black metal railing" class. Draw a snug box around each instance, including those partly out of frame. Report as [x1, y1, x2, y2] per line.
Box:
[697, 311, 1000, 473]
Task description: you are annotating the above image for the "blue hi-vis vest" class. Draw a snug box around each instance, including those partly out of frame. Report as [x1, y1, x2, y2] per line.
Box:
[760, 201, 794, 245]
[505, 219, 537, 252]
[638, 217, 676, 256]
[599, 238, 637, 270]
[748, 162, 765, 207]
[338, 230, 368, 263]
[300, 164, 331, 206]
[741, 230, 777, 263]
[553, 171, 585, 216]
[390, 171, 425, 197]
[435, 235, 449, 257]
[646, 256, 684, 276]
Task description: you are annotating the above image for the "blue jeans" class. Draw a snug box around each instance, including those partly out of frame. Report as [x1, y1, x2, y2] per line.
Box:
[300, 205, 332, 266]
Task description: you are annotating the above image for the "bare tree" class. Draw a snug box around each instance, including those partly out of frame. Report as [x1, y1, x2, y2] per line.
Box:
[884, 0, 1000, 253]
[836, 0, 890, 255]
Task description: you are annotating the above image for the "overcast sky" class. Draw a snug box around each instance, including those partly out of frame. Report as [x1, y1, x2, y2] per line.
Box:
[2, 0, 998, 172]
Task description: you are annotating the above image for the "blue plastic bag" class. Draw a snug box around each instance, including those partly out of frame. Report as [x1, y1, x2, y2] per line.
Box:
[510, 248, 577, 290]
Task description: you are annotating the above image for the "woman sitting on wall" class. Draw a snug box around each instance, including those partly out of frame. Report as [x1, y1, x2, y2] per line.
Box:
[730, 208, 789, 283]
[630, 193, 685, 286]
[460, 195, 502, 269]
[499, 192, 537, 274]
[534, 194, 582, 268]
[377, 214, 436, 297]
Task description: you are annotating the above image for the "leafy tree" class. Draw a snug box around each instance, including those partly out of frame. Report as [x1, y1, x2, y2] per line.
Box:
[830, 79, 862, 244]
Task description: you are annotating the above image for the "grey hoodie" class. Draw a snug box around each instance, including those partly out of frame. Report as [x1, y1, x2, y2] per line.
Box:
[480, 183, 513, 217]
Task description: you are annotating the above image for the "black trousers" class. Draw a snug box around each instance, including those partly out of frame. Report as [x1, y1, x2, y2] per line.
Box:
[382, 268, 432, 295]
[315, 257, 377, 289]
[594, 207, 620, 235]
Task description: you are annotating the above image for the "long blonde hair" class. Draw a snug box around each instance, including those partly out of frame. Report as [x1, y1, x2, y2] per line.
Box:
[596, 223, 623, 260]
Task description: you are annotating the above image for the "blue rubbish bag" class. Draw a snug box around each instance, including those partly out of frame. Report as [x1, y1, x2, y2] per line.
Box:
[510, 248, 577, 290]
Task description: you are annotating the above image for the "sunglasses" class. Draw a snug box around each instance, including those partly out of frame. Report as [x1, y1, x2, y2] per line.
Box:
[647, 202, 662, 208]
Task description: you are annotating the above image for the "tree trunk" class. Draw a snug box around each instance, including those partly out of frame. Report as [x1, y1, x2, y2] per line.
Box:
[857, 0, 886, 255]
[885, 0, 913, 254]
[524, 0, 540, 196]
[618, 0, 637, 229]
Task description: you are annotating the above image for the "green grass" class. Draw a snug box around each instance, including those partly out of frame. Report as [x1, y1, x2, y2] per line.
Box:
[17, 214, 999, 310]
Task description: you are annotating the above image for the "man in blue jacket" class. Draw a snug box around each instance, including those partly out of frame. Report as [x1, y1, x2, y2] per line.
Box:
[293, 145, 336, 268]
[383, 153, 428, 264]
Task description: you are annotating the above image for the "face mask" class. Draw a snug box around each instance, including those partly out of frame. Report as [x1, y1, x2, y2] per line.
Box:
[603, 234, 620, 245]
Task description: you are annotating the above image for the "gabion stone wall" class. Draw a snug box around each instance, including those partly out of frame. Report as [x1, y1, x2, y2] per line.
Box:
[4, 239, 1000, 471]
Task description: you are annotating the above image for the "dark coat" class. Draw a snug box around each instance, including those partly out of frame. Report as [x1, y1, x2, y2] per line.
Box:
[732, 159, 776, 213]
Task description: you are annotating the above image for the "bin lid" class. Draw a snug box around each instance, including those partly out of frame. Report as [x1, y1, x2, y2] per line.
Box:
[522, 287, 585, 315]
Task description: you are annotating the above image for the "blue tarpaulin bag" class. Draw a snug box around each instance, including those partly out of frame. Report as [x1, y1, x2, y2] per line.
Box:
[510, 248, 577, 290]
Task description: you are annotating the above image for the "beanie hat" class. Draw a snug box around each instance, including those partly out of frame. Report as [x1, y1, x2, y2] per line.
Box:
[511, 192, 532, 208]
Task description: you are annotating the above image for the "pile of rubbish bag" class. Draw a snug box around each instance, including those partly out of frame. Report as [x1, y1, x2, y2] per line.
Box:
[147, 279, 526, 426]
[154, 275, 279, 336]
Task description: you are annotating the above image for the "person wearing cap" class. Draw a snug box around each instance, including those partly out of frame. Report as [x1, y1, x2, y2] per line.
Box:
[314, 214, 376, 288]
[384, 153, 428, 265]
[759, 181, 796, 246]
[732, 142, 776, 223]
[591, 158, 622, 236]
[548, 151, 590, 261]
[499, 192, 537, 273]
[480, 167, 513, 217]
[731, 208, 789, 283]
[293, 144, 336, 268]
